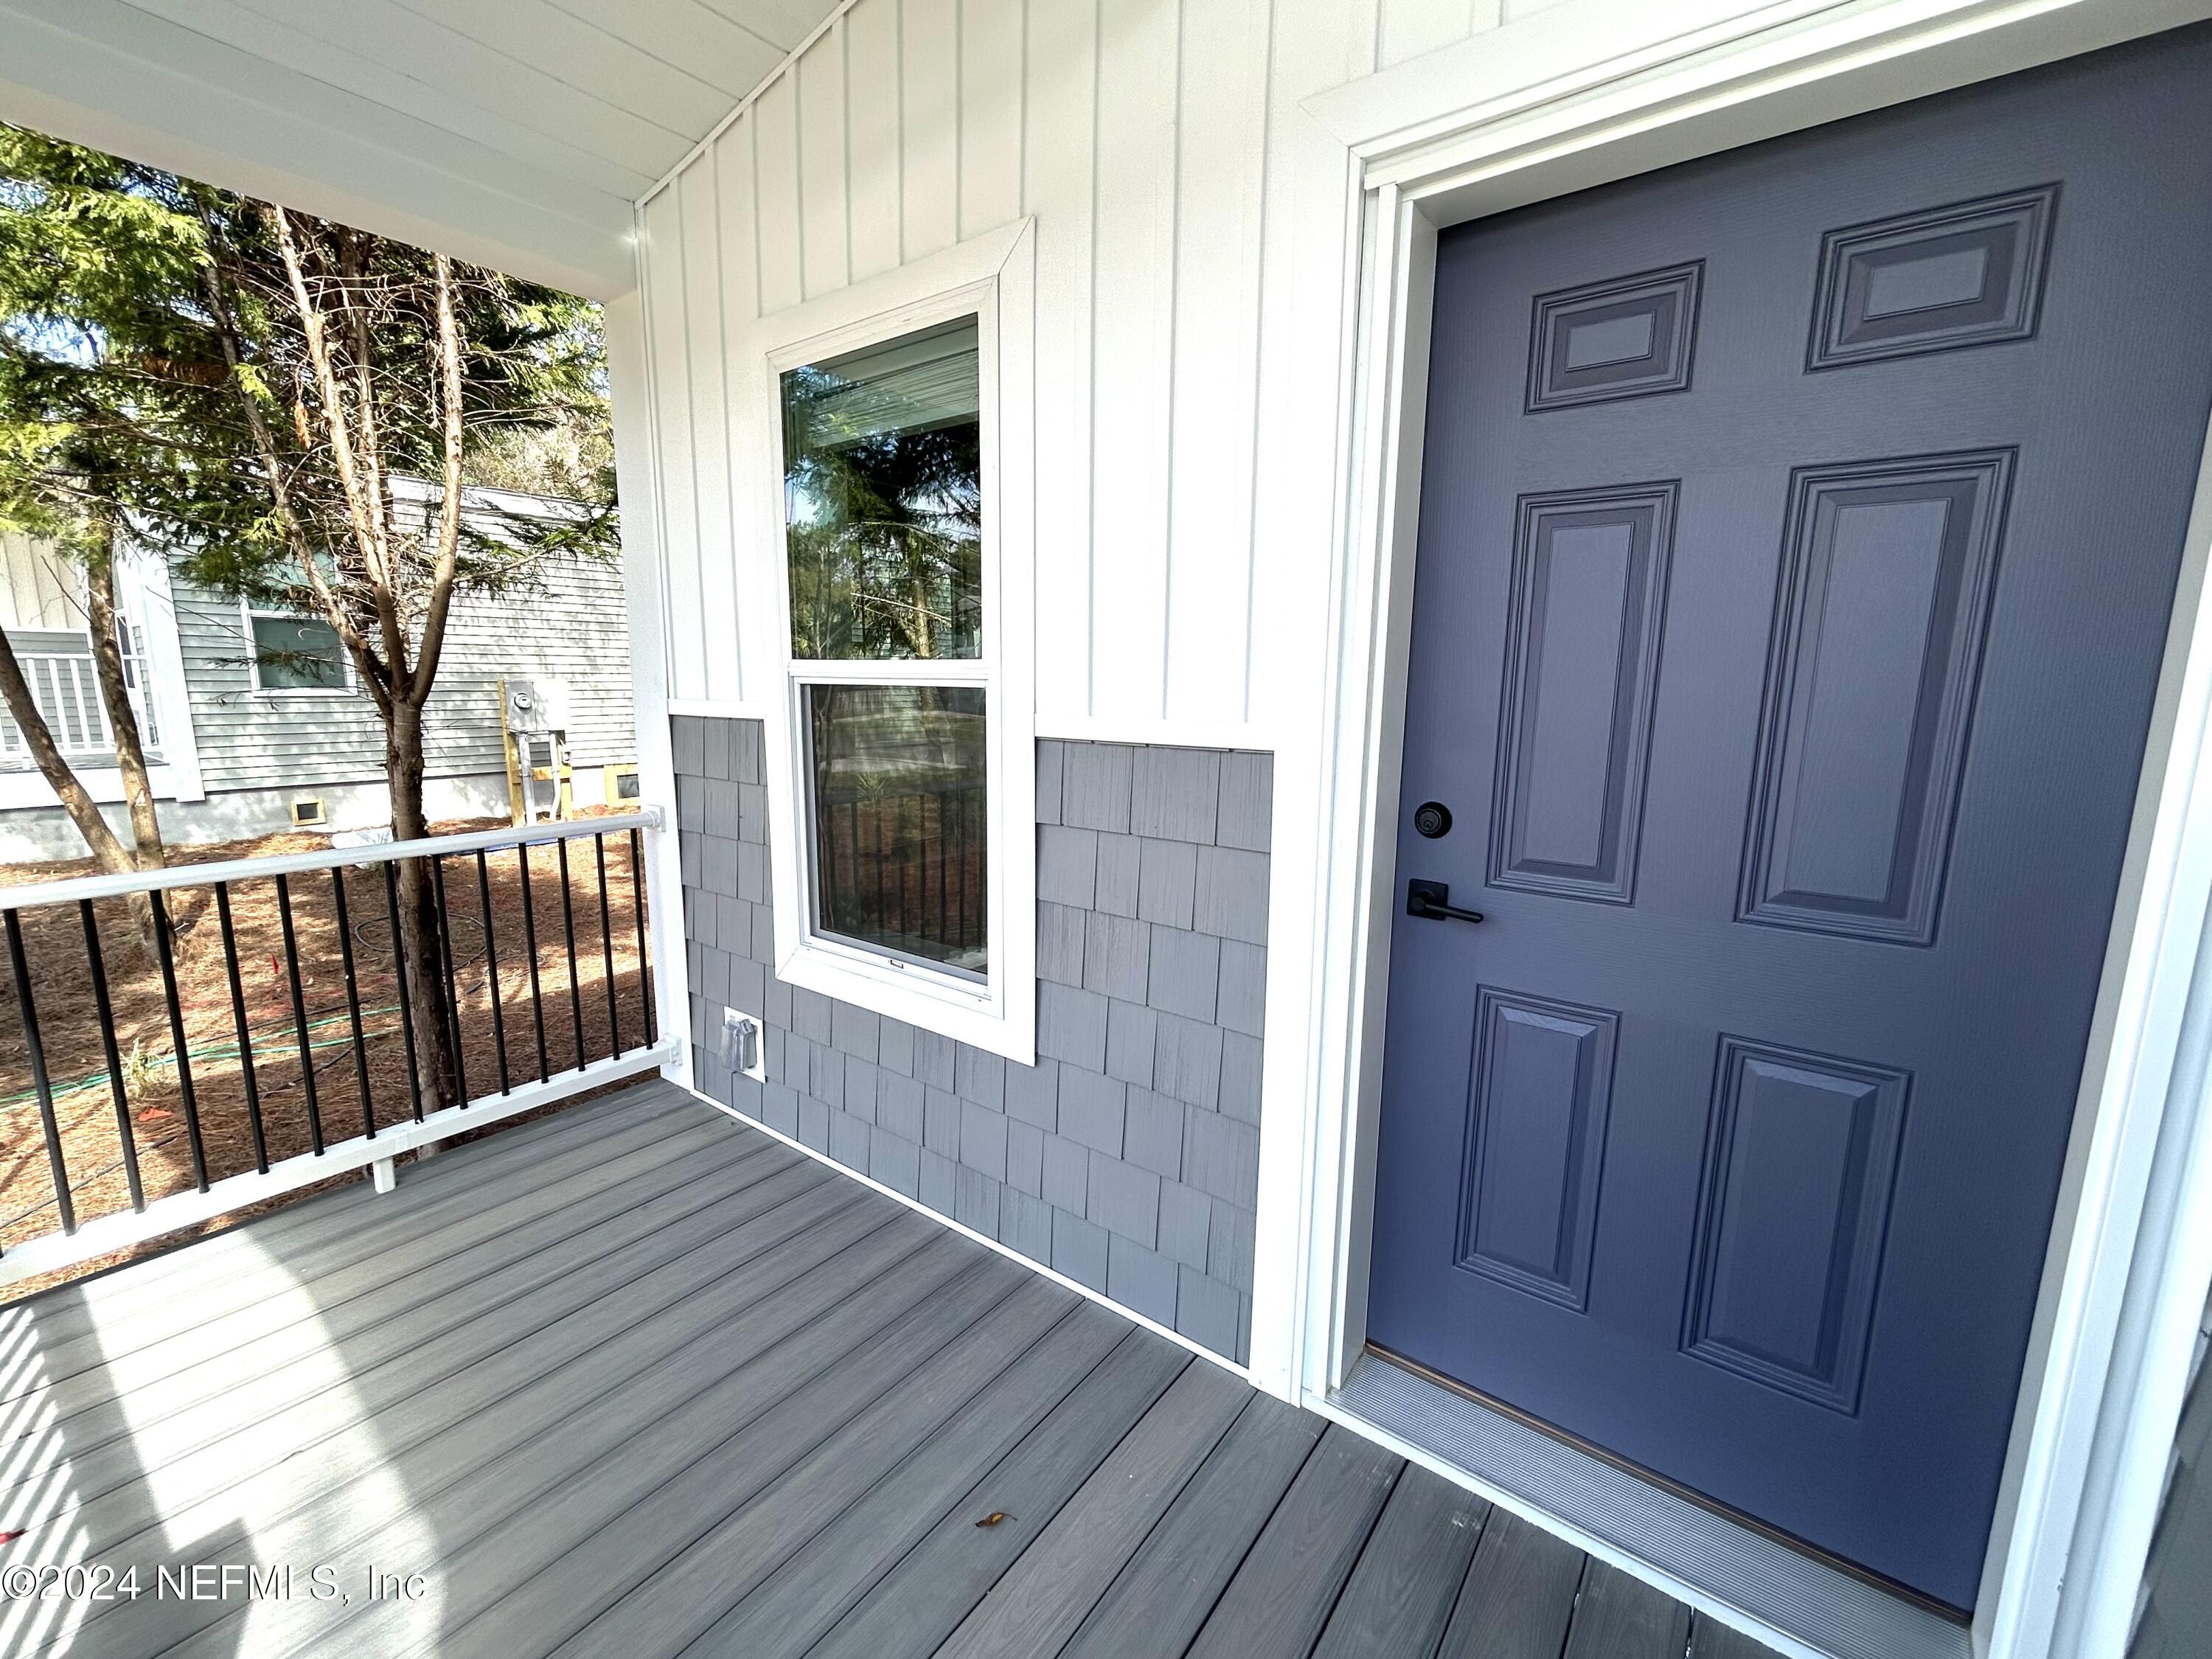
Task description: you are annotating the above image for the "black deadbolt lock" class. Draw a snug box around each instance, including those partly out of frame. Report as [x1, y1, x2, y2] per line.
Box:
[1413, 801, 1453, 839]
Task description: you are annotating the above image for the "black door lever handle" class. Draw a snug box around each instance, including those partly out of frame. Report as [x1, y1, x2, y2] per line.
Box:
[1407, 879, 1484, 925]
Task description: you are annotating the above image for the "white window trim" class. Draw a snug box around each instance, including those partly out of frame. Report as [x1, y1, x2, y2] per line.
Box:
[239, 596, 354, 697]
[740, 220, 1037, 1065]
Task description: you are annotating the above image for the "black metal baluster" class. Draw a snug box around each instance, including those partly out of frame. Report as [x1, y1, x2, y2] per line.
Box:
[474, 850, 512, 1093]
[556, 837, 585, 1071]
[145, 888, 211, 1189]
[594, 834, 621, 1059]
[515, 841, 550, 1081]
[274, 872, 324, 1156]
[212, 884, 268, 1173]
[381, 860, 425, 1122]
[630, 827, 655, 1043]
[330, 869, 376, 1139]
[80, 900, 147, 1205]
[7, 908, 75, 1233]
[430, 855, 470, 1107]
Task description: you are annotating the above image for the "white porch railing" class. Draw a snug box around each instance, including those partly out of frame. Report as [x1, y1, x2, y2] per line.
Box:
[0, 810, 678, 1289]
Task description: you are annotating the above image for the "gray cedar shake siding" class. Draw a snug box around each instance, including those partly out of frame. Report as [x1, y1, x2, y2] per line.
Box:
[675, 715, 1268, 1363]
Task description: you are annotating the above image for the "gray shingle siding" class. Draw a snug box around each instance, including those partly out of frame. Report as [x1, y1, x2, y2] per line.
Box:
[677, 716, 1269, 1365]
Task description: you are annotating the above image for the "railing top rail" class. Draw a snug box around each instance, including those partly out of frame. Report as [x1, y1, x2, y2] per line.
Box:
[0, 807, 666, 913]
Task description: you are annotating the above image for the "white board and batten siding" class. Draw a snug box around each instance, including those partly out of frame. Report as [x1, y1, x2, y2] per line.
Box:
[632, 0, 1565, 746]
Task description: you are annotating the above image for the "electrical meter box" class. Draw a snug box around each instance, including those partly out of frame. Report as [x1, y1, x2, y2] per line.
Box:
[502, 677, 571, 737]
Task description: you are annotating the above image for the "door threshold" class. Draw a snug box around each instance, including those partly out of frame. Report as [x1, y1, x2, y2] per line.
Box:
[1328, 1349, 1972, 1659]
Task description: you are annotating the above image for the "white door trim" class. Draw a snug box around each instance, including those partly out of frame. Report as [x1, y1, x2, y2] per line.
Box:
[1296, 4, 2212, 1657]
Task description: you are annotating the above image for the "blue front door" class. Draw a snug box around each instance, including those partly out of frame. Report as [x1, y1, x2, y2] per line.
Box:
[1366, 25, 2212, 1612]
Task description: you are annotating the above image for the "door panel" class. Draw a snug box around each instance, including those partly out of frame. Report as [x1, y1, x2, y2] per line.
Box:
[1366, 25, 2212, 1612]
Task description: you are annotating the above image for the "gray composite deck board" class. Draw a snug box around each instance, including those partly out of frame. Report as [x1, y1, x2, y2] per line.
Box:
[1308, 1464, 1492, 1658]
[1183, 1423, 1405, 1659]
[1059, 1394, 1323, 1659]
[1436, 1508, 1590, 1659]
[1568, 1560, 1697, 1659]
[0, 1079, 1778, 1659]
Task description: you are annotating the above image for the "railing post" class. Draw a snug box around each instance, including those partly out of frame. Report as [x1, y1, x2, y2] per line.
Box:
[638, 804, 691, 1088]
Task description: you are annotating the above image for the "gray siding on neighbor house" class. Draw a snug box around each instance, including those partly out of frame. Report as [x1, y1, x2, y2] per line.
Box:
[170, 552, 636, 795]
[675, 714, 1269, 1364]
[2132, 1289, 2212, 1658]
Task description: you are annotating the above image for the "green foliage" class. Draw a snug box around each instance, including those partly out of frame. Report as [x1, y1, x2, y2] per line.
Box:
[0, 119, 617, 630]
[0, 125, 246, 565]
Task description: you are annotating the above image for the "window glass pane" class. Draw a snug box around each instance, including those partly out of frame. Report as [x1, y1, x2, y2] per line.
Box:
[782, 316, 982, 661]
[252, 615, 346, 690]
[807, 683, 987, 975]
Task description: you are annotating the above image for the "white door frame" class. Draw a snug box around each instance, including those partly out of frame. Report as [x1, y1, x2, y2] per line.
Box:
[1293, 2, 2212, 1656]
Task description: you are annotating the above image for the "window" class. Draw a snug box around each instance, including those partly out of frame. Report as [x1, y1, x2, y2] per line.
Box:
[244, 605, 347, 693]
[750, 222, 1036, 1060]
[784, 317, 990, 977]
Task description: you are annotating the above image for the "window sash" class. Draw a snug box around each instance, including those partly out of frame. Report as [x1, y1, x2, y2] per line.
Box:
[243, 603, 350, 693]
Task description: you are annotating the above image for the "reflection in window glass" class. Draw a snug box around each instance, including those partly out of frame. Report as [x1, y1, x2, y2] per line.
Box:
[251, 614, 346, 690]
[782, 316, 982, 661]
[808, 684, 987, 975]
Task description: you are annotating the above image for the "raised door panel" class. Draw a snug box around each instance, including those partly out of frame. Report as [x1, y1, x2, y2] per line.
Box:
[1683, 1038, 1910, 1413]
[1458, 988, 1620, 1312]
[1808, 187, 2058, 369]
[1739, 451, 2013, 945]
[1490, 485, 1676, 905]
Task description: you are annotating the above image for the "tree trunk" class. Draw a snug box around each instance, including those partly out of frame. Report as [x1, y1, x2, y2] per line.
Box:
[388, 698, 459, 1109]
[80, 528, 165, 873]
[0, 625, 161, 956]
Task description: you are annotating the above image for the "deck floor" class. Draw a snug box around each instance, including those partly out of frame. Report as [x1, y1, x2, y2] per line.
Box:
[0, 1082, 1774, 1658]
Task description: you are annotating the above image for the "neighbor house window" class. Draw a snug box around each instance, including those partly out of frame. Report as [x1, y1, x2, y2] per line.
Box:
[782, 316, 990, 978]
[244, 603, 347, 692]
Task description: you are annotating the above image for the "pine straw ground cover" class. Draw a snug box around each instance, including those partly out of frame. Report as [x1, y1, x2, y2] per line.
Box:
[0, 814, 656, 1300]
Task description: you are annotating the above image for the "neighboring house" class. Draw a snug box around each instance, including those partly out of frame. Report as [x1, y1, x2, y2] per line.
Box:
[0, 497, 635, 861]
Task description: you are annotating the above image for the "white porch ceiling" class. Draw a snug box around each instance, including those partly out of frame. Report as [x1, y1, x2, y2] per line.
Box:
[0, 0, 840, 299]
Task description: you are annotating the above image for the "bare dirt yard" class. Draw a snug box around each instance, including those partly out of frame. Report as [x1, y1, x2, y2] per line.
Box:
[0, 813, 655, 1298]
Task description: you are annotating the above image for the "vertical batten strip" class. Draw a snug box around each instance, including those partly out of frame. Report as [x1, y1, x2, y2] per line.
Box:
[902, 0, 961, 260]
[799, 17, 853, 298]
[846, 0, 905, 281]
[1023, 0, 1099, 728]
[712, 116, 762, 707]
[960, 0, 1025, 240]
[1166, 0, 1270, 726]
[1090, 0, 1182, 721]
[679, 153, 740, 705]
[756, 72, 807, 316]
[641, 184, 707, 703]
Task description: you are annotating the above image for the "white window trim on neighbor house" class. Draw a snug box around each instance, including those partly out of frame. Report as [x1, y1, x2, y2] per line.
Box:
[1277, 6, 2212, 1659]
[0, 544, 204, 812]
[238, 596, 354, 697]
[739, 221, 1038, 1064]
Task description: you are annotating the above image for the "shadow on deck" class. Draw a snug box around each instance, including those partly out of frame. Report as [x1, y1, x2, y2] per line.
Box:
[0, 1080, 1774, 1658]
